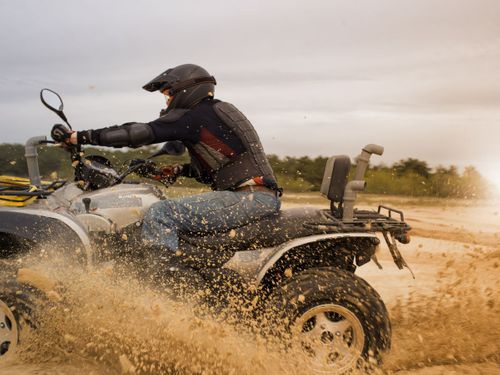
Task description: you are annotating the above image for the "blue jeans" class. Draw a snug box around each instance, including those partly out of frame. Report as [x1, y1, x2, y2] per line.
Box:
[142, 190, 281, 251]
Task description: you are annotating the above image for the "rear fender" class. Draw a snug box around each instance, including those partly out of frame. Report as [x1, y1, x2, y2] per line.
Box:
[254, 233, 379, 289]
[0, 207, 92, 264]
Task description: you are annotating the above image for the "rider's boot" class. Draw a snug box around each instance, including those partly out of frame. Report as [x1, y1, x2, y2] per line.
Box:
[143, 246, 255, 318]
[143, 245, 207, 300]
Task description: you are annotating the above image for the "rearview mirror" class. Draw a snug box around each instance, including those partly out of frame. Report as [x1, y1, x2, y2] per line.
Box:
[40, 88, 71, 129]
[40, 89, 63, 111]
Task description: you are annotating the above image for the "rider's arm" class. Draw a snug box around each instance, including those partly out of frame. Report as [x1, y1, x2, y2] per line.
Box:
[75, 110, 198, 148]
[76, 122, 155, 148]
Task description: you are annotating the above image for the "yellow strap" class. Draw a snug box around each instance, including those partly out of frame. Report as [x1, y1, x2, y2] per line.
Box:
[0, 176, 39, 207]
[0, 175, 32, 187]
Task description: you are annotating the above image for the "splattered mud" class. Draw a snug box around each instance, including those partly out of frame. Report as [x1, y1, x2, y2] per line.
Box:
[2, 263, 308, 375]
[1, 197, 499, 374]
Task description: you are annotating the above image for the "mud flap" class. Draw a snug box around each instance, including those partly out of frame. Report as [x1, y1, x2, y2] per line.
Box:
[382, 231, 415, 278]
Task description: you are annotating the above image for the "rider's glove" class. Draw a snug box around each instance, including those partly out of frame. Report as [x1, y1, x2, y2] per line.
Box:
[51, 124, 74, 144]
[130, 159, 158, 177]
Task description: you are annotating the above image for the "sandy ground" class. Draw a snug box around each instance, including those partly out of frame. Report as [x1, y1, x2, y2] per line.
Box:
[0, 195, 499, 374]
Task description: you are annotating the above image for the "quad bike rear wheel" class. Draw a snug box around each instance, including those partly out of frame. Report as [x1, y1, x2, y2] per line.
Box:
[266, 267, 391, 374]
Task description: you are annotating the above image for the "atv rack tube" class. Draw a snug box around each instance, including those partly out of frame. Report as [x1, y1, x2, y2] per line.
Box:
[25, 136, 47, 187]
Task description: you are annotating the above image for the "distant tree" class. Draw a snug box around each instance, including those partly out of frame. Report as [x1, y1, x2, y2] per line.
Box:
[0, 144, 26, 176]
[459, 166, 490, 198]
[434, 165, 458, 177]
[393, 158, 431, 178]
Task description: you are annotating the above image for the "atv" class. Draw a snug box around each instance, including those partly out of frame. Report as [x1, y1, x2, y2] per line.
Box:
[0, 89, 412, 374]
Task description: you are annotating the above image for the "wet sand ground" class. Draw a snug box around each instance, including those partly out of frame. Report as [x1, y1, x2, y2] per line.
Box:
[1, 195, 499, 374]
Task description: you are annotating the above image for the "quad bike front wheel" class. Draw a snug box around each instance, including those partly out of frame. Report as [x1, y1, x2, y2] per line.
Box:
[0, 269, 42, 359]
[267, 267, 391, 374]
[0, 299, 18, 357]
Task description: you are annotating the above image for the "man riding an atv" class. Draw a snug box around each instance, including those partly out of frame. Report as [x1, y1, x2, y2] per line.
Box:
[1, 71, 414, 369]
[50, 63, 282, 268]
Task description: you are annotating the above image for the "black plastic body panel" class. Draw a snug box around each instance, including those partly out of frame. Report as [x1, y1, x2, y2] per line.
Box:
[0, 210, 86, 262]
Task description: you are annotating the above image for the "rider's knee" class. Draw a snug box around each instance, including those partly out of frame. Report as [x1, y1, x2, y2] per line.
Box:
[145, 200, 173, 223]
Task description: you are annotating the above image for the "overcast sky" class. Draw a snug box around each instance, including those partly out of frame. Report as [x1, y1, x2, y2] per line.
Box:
[1, 0, 500, 183]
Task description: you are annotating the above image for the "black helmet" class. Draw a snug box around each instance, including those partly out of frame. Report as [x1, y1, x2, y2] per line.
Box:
[143, 64, 216, 109]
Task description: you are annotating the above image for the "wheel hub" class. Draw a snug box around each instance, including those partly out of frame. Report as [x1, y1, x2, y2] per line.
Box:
[0, 300, 18, 358]
[294, 304, 365, 374]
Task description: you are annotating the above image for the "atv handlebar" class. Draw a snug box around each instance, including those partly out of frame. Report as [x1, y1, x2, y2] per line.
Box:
[117, 159, 156, 183]
[38, 89, 182, 191]
[27, 137, 175, 192]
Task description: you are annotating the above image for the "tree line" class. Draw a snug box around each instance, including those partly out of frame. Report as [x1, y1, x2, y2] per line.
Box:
[0, 143, 491, 198]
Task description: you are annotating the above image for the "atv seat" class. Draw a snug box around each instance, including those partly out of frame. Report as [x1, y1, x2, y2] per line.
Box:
[177, 156, 352, 267]
[178, 207, 330, 266]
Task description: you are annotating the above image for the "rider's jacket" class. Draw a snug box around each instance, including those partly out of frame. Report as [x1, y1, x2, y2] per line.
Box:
[77, 98, 279, 191]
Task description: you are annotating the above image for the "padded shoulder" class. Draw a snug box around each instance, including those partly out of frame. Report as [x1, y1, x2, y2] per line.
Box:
[213, 101, 248, 122]
[159, 108, 190, 122]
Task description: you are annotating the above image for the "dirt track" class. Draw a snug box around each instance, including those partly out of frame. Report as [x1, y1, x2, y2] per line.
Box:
[0, 196, 499, 374]
[300, 196, 500, 374]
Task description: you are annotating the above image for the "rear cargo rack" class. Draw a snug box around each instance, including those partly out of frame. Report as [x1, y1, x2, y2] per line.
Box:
[303, 206, 414, 277]
[303, 207, 411, 234]
[377, 205, 405, 222]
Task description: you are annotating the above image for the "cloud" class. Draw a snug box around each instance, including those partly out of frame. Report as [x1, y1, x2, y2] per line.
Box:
[0, 0, 499, 177]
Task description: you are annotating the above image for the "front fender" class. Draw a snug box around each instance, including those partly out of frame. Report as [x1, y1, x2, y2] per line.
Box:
[0, 207, 92, 264]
